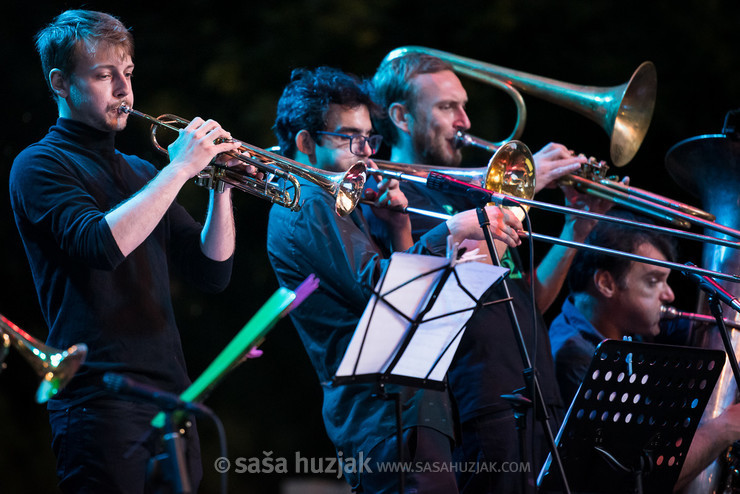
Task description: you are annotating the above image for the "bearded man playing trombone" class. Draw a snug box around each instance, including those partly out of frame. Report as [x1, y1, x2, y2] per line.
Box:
[369, 51, 612, 493]
[9, 10, 255, 493]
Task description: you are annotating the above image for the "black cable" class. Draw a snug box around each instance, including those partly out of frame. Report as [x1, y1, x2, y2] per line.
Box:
[202, 408, 229, 494]
[520, 204, 539, 490]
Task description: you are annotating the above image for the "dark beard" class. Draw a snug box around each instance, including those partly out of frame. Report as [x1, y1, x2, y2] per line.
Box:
[412, 129, 462, 168]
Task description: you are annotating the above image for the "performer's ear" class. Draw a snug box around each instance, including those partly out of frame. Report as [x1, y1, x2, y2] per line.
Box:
[49, 69, 68, 99]
[295, 130, 316, 164]
[389, 102, 412, 133]
[593, 269, 617, 298]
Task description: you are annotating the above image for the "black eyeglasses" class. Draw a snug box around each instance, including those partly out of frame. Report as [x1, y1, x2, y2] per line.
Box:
[315, 131, 383, 156]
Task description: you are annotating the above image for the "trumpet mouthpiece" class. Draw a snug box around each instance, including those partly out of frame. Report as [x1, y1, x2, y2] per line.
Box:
[118, 102, 132, 114]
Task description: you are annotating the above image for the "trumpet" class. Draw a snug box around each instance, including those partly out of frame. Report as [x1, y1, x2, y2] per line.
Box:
[454, 130, 729, 234]
[119, 103, 366, 217]
[1, 314, 87, 403]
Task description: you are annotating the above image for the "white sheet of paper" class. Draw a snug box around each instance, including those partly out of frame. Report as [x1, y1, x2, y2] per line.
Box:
[335, 251, 509, 383]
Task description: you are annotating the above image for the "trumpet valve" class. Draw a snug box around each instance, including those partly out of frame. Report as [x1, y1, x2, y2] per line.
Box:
[195, 166, 226, 193]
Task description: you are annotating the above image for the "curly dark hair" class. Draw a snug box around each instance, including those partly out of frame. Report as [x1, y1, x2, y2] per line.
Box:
[371, 53, 453, 146]
[35, 10, 133, 102]
[273, 67, 379, 159]
[567, 210, 678, 294]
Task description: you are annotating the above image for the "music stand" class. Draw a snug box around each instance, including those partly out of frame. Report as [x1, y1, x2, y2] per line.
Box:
[334, 249, 509, 389]
[334, 248, 509, 494]
[538, 339, 724, 494]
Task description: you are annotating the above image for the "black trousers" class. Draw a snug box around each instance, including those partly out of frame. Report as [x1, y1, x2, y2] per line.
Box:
[48, 398, 202, 494]
[453, 408, 555, 494]
[354, 425, 458, 494]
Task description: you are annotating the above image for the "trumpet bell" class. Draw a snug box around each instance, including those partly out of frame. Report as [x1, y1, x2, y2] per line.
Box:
[1, 314, 87, 403]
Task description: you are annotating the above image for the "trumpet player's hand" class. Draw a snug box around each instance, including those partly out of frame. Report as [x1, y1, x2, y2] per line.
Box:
[446, 205, 522, 248]
[212, 149, 264, 189]
[533, 142, 588, 193]
[365, 163, 413, 250]
[167, 117, 242, 180]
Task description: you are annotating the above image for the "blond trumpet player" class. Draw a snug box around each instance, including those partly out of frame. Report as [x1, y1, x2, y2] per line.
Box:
[8, 10, 257, 493]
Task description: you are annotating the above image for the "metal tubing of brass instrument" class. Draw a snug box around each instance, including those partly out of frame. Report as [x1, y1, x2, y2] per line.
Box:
[595, 179, 715, 221]
[514, 180, 740, 246]
[0, 313, 87, 403]
[119, 103, 366, 217]
[515, 230, 740, 283]
[661, 305, 740, 330]
[370, 168, 740, 251]
[455, 130, 738, 238]
[385, 46, 657, 167]
[362, 184, 740, 283]
[565, 173, 740, 239]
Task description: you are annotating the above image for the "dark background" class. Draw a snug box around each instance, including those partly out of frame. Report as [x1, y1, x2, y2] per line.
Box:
[1, 1, 738, 492]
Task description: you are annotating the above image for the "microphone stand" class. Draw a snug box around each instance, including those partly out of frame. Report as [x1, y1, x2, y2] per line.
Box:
[682, 265, 740, 392]
[707, 295, 740, 392]
[474, 207, 571, 494]
[148, 408, 193, 494]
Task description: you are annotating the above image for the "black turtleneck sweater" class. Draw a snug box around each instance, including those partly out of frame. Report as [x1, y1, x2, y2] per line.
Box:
[9, 118, 233, 408]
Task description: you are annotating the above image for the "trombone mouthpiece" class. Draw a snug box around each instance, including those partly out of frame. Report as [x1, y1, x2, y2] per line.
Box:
[118, 102, 132, 114]
[660, 305, 679, 319]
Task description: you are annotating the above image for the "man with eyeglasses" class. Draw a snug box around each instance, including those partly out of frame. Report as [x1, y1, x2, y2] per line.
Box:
[266, 66, 523, 493]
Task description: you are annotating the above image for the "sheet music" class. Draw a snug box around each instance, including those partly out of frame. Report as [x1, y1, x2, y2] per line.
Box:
[335, 251, 509, 383]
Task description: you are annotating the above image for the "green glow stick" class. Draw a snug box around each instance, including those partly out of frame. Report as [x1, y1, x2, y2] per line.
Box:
[151, 285, 302, 428]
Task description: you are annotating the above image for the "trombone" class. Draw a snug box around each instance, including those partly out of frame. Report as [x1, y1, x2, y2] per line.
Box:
[369, 141, 740, 284]
[1, 314, 87, 403]
[119, 103, 367, 217]
[661, 305, 740, 331]
[383, 46, 656, 167]
[381, 46, 722, 233]
[454, 130, 733, 236]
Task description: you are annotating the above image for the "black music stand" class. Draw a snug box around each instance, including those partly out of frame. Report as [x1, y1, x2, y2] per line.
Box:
[538, 339, 724, 494]
[333, 249, 510, 493]
[334, 250, 509, 389]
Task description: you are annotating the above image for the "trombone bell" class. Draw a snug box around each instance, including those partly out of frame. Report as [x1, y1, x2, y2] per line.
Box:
[484, 140, 536, 203]
[384, 46, 657, 167]
[1, 314, 87, 403]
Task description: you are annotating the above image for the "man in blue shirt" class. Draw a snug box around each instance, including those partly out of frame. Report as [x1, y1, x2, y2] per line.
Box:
[550, 211, 740, 491]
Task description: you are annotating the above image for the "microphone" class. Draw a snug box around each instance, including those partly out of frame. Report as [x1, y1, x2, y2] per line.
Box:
[426, 172, 520, 207]
[682, 262, 740, 313]
[103, 372, 211, 417]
